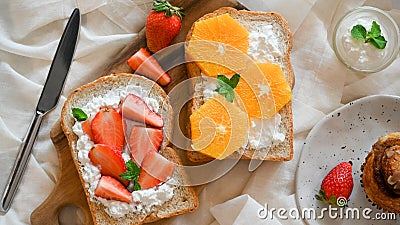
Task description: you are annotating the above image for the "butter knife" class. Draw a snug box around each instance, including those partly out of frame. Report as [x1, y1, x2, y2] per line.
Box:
[0, 8, 80, 214]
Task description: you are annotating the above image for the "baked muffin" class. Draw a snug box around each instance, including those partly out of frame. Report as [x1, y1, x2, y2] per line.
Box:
[361, 132, 400, 213]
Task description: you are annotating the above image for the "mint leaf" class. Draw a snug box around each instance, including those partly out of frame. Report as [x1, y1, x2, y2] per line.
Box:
[120, 172, 133, 181]
[217, 74, 240, 88]
[351, 21, 387, 49]
[369, 35, 387, 49]
[217, 75, 231, 86]
[120, 160, 142, 191]
[351, 24, 367, 40]
[218, 86, 229, 94]
[225, 91, 235, 103]
[217, 78, 231, 93]
[120, 160, 140, 181]
[215, 74, 241, 103]
[126, 160, 139, 174]
[367, 21, 381, 38]
[228, 74, 240, 88]
[133, 177, 141, 191]
[216, 84, 234, 102]
[72, 108, 88, 121]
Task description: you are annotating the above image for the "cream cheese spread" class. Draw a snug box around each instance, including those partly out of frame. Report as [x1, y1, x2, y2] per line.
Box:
[248, 116, 285, 149]
[72, 85, 175, 218]
[248, 23, 284, 64]
[341, 17, 386, 66]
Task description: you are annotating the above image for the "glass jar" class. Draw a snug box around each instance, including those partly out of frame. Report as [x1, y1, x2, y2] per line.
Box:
[333, 6, 399, 73]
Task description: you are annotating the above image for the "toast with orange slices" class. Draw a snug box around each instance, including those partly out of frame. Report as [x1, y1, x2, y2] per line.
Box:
[61, 73, 198, 225]
[186, 7, 294, 162]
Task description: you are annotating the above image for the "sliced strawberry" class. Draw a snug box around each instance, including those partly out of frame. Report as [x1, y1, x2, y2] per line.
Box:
[95, 176, 132, 203]
[121, 94, 164, 128]
[82, 119, 93, 140]
[157, 72, 171, 86]
[138, 151, 174, 189]
[138, 169, 161, 190]
[127, 48, 171, 86]
[89, 144, 129, 186]
[129, 126, 163, 165]
[91, 106, 124, 151]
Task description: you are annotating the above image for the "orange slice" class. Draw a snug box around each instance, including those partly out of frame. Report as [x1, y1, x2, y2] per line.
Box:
[190, 95, 248, 159]
[187, 13, 249, 77]
[234, 63, 292, 118]
[259, 63, 292, 112]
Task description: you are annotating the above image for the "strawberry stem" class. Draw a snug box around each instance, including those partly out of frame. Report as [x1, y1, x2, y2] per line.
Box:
[315, 190, 348, 207]
[152, 0, 184, 19]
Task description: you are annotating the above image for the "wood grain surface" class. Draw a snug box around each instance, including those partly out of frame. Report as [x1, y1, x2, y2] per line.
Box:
[30, 0, 244, 224]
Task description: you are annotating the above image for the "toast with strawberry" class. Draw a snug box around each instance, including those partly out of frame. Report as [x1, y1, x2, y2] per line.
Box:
[61, 73, 198, 225]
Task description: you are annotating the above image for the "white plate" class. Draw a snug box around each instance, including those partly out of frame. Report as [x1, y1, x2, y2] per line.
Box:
[296, 95, 400, 225]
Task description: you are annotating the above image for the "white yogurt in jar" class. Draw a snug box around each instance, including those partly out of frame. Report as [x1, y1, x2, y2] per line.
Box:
[333, 6, 399, 73]
[342, 18, 386, 64]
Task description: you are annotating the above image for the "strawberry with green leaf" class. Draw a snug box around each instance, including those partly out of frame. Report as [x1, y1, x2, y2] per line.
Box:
[315, 162, 354, 207]
[146, 0, 184, 53]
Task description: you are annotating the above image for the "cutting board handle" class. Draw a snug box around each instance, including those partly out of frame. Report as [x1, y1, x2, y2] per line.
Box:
[30, 120, 93, 225]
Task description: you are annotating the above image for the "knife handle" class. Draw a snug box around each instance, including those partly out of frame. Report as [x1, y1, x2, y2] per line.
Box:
[0, 111, 45, 214]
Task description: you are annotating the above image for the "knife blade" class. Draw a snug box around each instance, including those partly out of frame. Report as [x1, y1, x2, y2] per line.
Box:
[236, 0, 270, 11]
[0, 8, 80, 214]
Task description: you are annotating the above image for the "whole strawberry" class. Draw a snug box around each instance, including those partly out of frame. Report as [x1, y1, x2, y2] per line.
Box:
[315, 161, 354, 207]
[146, 0, 184, 53]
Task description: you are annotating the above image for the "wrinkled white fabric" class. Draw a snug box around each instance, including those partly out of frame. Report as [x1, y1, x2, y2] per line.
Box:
[1, 0, 400, 224]
[0, 0, 153, 224]
[210, 194, 282, 225]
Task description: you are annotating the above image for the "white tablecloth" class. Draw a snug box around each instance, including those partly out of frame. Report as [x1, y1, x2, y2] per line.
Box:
[1, 0, 400, 224]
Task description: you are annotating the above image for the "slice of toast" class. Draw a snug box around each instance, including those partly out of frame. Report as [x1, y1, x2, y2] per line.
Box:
[61, 73, 198, 225]
[186, 7, 294, 162]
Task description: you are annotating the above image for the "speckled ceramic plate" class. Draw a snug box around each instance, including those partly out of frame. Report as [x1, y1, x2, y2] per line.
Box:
[296, 95, 400, 225]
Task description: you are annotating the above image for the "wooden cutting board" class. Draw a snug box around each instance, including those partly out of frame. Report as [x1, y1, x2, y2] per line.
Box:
[30, 1, 245, 224]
